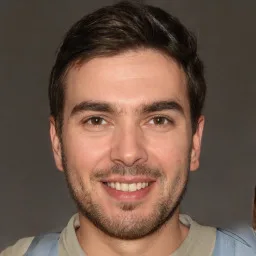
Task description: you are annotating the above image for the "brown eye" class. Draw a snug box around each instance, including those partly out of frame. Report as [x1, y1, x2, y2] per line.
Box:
[151, 116, 170, 125]
[86, 117, 106, 125]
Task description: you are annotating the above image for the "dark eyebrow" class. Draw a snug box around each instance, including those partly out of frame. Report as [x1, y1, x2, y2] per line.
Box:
[70, 100, 184, 117]
[70, 101, 115, 117]
[141, 100, 184, 115]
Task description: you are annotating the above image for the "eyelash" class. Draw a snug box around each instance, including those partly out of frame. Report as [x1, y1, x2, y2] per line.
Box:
[82, 116, 107, 126]
[148, 115, 173, 126]
[81, 115, 174, 127]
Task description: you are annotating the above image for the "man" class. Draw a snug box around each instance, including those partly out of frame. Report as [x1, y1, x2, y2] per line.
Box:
[1, 1, 255, 255]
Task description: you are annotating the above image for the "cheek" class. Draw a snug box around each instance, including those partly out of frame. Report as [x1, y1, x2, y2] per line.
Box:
[146, 129, 191, 171]
[62, 128, 112, 176]
[147, 131, 191, 198]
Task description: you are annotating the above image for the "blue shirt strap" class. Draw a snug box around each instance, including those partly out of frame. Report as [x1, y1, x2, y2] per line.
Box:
[24, 233, 60, 256]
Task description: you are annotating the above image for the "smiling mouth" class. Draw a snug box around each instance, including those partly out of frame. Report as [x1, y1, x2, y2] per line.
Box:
[101, 180, 156, 201]
[103, 182, 153, 192]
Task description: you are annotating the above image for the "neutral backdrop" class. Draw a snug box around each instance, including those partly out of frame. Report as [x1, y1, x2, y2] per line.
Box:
[1, 0, 255, 250]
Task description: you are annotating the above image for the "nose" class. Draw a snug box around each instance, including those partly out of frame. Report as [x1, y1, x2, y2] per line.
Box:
[110, 124, 148, 167]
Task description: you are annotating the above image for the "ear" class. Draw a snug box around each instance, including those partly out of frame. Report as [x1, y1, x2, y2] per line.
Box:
[49, 117, 64, 172]
[190, 115, 205, 171]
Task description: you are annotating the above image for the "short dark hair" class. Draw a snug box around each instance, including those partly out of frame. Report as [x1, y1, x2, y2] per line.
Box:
[49, 0, 206, 135]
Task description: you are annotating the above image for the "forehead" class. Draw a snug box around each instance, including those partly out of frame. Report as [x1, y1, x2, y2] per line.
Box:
[64, 49, 188, 113]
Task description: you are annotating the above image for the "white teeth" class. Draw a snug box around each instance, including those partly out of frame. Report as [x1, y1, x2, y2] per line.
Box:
[136, 183, 142, 190]
[121, 183, 129, 191]
[128, 183, 137, 192]
[116, 182, 121, 190]
[106, 182, 150, 192]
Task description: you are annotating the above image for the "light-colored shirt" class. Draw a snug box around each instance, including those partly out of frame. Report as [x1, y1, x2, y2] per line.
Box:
[0, 214, 216, 256]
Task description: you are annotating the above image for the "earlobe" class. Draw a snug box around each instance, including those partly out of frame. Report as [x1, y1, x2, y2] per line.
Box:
[190, 150, 199, 171]
[190, 116, 205, 171]
[49, 117, 64, 171]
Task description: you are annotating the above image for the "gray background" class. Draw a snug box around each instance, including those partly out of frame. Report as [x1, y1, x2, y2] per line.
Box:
[0, 0, 255, 251]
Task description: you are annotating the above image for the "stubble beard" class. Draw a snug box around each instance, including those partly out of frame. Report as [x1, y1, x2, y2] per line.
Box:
[61, 146, 190, 240]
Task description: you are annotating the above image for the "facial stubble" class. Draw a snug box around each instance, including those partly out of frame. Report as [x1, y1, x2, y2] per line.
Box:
[61, 143, 190, 240]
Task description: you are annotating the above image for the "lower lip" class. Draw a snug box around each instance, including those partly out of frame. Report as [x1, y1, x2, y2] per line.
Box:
[102, 183, 155, 202]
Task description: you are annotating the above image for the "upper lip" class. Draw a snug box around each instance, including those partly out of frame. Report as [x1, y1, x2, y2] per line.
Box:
[101, 176, 156, 184]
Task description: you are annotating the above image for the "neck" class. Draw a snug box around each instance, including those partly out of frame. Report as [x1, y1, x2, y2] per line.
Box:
[76, 210, 189, 256]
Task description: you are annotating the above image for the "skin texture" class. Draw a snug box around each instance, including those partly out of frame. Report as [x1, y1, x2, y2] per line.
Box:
[50, 49, 204, 255]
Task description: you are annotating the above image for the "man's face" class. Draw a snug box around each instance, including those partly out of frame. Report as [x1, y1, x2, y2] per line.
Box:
[50, 49, 204, 239]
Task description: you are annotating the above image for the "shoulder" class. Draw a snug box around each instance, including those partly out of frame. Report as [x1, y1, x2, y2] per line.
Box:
[215, 228, 256, 255]
[0, 237, 34, 256]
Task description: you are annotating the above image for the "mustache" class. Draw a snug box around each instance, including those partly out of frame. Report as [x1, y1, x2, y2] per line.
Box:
[92, 164, 164, 180]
